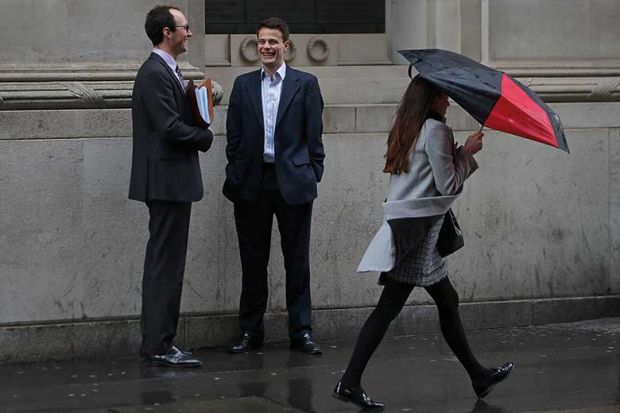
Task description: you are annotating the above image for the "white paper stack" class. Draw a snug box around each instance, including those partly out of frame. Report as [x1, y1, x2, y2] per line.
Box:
[195, 86, 211, 125]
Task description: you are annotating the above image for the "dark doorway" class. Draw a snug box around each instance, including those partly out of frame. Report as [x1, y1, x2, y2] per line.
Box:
[205, 0, 385, 34]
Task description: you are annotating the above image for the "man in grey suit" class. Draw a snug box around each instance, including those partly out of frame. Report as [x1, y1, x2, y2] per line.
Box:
[129, 5, 212, 367]
[224, 17, 325, 355]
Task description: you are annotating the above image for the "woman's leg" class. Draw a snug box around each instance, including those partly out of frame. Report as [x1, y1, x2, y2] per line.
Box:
[424, 277, 489, 381]
[340, 282, 414, 388]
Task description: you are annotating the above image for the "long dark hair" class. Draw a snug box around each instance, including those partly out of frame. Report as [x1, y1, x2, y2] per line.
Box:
[384, 76, 442, 175]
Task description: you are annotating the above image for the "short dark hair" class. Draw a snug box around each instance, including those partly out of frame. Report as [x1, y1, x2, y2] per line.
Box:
[256, 17, 290, 41]
[145, 5, 180, 46]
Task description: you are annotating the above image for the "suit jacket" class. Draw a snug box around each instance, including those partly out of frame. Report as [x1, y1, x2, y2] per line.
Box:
[129, 53, 213, 203]
[223, 66, 325, 205]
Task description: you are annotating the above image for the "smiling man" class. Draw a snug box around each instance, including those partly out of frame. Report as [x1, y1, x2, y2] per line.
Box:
[129, 5, 213, 367]
[223, 17, 325, 355]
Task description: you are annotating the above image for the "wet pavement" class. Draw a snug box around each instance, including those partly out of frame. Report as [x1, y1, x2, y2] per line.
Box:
[1, 318, 619, 413]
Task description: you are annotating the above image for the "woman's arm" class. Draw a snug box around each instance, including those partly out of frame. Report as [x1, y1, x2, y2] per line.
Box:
[426, 123, 480, 195]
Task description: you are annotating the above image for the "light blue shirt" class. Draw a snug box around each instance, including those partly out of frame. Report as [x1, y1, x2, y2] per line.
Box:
[152, 48, 184, 88]
[261, 64, 286, 163]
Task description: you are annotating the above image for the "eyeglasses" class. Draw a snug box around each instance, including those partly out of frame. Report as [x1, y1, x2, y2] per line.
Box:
[175, 24, 190, 31]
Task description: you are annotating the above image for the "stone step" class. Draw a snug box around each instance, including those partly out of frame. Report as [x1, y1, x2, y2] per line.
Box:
[208, 103, 485, 136]
[1, 102, 616, 142]
[207, 103, 399, 136]
[206, 100, 620, 137]
[206, 65, 620, 106]
[205, 65, 410, 79]
[205, 65, 412, 105]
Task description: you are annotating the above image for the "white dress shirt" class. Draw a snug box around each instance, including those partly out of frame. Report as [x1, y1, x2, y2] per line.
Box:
[152, 48, 184, 88]
[261, 64, 286, 163]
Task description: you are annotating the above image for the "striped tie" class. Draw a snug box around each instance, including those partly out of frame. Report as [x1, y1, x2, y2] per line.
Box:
[175, 65, 186, 93]
[175, 65, 184, 81]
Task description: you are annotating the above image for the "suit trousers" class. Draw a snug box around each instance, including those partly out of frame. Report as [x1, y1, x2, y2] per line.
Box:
[141, 200, 192, 356]
[233, 164, 313, 342]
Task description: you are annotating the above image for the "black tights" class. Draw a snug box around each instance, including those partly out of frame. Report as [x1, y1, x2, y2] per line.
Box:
[341, 277, 488, 388]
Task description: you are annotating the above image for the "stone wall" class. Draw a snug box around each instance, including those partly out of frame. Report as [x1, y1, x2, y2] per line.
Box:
[1, 0, 619, 362]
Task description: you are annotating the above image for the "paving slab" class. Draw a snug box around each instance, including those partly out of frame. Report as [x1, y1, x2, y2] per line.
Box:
[1, 318, 619, 413]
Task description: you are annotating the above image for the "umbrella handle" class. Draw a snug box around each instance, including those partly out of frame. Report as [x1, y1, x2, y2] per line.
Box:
[478, 124, 484, 133]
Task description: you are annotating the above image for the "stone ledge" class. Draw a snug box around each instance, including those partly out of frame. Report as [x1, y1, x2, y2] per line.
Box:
[0, 64, 213, 110]
[0, 62, 203, 81]
[1, 295, 618, 364]
[1, 64, 619, 109]
[1, 102, 618, 141]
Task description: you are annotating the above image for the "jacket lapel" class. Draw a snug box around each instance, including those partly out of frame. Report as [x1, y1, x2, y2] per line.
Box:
[248, 70, 264, 129]
[275, 68, 300, 128]
[149, 53, 186, 97]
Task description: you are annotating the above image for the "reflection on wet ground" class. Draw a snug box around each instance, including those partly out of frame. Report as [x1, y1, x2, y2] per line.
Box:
[1, 318, 619, 412]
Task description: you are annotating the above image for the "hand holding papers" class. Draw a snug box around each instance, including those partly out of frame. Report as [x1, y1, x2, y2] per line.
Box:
[185, 79, 215, 129]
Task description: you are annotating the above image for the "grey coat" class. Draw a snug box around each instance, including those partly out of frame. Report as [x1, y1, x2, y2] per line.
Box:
[357, 117, 478, 272]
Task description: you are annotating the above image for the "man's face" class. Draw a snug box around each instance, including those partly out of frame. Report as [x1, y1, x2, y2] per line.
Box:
[168, 9, 192, 56]
[257, 28, 288, 71]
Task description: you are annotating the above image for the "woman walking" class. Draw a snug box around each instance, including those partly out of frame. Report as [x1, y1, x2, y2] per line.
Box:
[333, 76, 513, 410]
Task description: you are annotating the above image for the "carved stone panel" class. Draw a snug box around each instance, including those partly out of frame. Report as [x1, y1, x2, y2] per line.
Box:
[484, 0, 620, 66]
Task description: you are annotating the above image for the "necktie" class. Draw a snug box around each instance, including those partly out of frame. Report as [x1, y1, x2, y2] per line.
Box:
[175, 65, 186, 93]
[175, 65, 184, 81]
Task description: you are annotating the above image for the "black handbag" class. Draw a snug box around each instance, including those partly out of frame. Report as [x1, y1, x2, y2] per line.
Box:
[437, 209, 464, 257]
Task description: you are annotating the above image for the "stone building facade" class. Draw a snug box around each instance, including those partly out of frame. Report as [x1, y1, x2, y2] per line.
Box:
[1, 0, 619, 362]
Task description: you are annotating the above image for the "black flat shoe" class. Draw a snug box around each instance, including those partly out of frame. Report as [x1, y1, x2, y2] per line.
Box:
[290, 333, 322, 355]
[332, 381, 384, 410]
[228, 332, 263, 354]
[148, 346, 202, 368]
[473, 362, 514, 398]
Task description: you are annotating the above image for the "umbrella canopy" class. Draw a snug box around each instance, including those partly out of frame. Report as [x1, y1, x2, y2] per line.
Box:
[399, 49, 569, 153]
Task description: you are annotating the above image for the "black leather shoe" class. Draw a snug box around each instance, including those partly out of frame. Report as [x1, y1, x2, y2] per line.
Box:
[332, 381, 384, 410]
[228, 333, 263, 354]
[473, 362, 514, 398]
[171, 345, 192, 355]
[290, 333, 322, 355]
[148, 346, 202, 368]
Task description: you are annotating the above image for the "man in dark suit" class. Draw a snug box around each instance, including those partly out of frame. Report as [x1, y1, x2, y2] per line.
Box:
[224, 17, 325, 355]
[129, 5, 213, 367]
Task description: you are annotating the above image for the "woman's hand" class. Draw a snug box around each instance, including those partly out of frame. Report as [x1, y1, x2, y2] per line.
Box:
[462, 131, 484, 154]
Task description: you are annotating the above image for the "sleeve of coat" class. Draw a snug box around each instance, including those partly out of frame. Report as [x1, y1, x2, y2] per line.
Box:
[140, 68, 213, 152]
[304, 76, 325, 182]
[425, 122, 478, 196]
[225, 77, 243, 163]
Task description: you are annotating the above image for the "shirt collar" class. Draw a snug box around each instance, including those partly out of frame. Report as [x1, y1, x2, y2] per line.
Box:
[261, 63, 287, 81]
[152, 48, 177, 71]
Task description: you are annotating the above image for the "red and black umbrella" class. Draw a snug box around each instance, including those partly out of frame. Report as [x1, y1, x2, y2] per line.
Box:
[399, 49, 569, 153]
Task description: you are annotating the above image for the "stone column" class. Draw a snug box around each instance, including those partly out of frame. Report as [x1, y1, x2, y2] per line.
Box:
[386, 0, 620, 102]
[386, 0, 430, 64]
